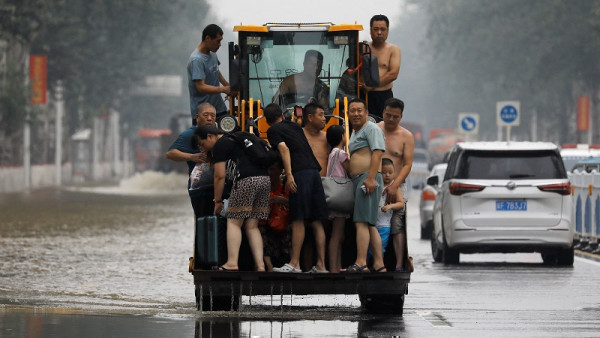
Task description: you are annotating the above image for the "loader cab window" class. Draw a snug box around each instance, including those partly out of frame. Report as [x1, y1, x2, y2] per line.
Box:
[241, 30, 358, 112]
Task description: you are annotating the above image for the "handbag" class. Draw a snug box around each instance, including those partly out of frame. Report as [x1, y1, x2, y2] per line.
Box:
[321, 149, 354, 213]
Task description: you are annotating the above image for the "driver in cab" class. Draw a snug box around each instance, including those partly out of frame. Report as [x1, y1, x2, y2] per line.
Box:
[273, 49, 330, 111]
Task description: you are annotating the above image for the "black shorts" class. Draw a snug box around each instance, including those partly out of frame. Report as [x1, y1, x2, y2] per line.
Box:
[289, 169, 328, 222]
[365, 89, 393, 119]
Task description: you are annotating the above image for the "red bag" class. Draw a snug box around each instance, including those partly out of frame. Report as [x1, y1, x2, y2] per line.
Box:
[268, 184, 289, 232]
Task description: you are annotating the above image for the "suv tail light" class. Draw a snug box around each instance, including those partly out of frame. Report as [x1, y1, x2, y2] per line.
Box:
[449, 183, 485, 195]
[422, 189, 436, 201]
[537, 183, 571, 195]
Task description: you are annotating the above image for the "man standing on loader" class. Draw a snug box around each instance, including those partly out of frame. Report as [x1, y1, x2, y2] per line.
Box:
[361, 15, 401, 118]
[187, 24, 233, 125]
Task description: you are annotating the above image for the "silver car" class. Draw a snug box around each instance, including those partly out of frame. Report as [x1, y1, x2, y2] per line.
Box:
[419, 163, 447, 239]
[431, 142, 573, 265]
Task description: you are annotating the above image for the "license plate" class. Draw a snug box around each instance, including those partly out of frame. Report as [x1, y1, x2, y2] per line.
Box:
[496, 200, 527, 211]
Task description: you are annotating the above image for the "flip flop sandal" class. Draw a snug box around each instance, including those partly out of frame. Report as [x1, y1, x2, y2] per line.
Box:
[345, 264, 369, 273]
[372, 266, 387, 273]
[212, 265, 238, 271]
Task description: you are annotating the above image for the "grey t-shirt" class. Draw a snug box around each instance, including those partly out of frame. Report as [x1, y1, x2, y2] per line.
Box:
[187, 49, 227, 118]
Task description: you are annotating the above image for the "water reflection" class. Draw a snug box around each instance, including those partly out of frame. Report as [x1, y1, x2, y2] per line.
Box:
[194, 315, 407, 337]
[0, 173, 409, 337]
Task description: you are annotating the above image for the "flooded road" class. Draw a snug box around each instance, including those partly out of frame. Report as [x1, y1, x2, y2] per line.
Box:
[1, 172, 600, 337]
[0, 173, 195, 314]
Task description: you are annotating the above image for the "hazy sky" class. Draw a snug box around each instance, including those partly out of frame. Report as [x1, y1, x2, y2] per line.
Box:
[206, 0, 404, 41]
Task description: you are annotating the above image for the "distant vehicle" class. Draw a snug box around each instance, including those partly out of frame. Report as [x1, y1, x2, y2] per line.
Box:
[427, 129, 462, 168]
[419, 163, 447, 239]
[135, 128, 171, 172]
[402, 121, 426, 149]
[560, 144, 600, 172]
[407, 148, 430, 190]
[572, 157, 600, 173]
[430, 142, 573, 265]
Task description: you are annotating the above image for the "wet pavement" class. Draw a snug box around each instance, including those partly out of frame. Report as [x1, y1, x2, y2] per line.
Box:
[1, 172, 600, 337]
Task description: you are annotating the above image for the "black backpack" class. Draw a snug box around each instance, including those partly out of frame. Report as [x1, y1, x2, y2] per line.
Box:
[227, 131, 279, 168]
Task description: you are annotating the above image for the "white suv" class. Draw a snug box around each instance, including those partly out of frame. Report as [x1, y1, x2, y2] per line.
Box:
[430, 142, 574, 265]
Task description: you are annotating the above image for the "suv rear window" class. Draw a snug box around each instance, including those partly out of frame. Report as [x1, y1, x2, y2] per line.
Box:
[454, 150, 566, 179]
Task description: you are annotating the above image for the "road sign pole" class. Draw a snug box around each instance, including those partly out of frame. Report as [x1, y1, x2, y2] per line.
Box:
[589, 99, 593, 144]
[506, 126, 511, 141]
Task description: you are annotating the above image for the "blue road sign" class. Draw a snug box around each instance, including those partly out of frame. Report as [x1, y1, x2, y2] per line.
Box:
[500, 105, 518, 124]
[461, 116, 477, 132]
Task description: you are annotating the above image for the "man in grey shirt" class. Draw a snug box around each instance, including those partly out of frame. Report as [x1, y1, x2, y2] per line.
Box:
[187, 24, 232, 125]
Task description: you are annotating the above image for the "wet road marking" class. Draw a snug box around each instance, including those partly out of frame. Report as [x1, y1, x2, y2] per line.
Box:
[575, 256, 600, 266]
[417, 311, 452, 327]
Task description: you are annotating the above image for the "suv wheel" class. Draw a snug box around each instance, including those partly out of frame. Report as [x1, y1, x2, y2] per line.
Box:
[442, 235, 460, 265]
[431, 229, 443, 262]
[556, 246, 575, 266]
[421, 220, 432, 239]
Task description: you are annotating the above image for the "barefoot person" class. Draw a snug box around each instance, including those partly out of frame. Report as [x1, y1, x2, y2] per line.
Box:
[345, 98, 387, 273]
[377, 97, 414, 271]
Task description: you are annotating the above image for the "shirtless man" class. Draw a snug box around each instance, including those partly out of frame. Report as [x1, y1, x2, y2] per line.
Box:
[377, 97, 414, 271]
[345, 98, 387, 273]
[362, 14, 402, 119]
[302, 103, 329, 177]
[273, 50, 330, 111]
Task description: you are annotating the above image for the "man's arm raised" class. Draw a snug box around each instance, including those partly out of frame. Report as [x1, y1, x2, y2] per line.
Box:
[195, 79, 231, 96]
[165, 149, 204, 163]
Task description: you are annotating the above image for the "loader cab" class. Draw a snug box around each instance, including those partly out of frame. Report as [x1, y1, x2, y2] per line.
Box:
[225, 23, 378, 138]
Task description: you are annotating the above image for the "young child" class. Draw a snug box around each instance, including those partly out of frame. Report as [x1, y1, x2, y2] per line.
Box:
[370, 158, 405, 262]
[325, 125, 351, 273]
[260, 159, 291, 271]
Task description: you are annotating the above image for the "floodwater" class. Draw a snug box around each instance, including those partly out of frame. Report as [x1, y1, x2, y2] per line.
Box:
[0, 172, 386, 337]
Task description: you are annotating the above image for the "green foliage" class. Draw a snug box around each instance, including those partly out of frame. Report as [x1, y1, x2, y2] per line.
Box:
[419, 0, 600, 142]
[29, 0, 209, 133]
[0, 0, 46, 43]
[0, 0, 210, 164]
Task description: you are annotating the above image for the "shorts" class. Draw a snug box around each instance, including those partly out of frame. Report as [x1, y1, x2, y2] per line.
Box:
[289, 169, 328, 222]
[227, 176, 270, 220]
[367, 226, 391, 259]
[328, 209, 351, 220]
[390, 183, 408, 235]
[352, 172, 384, 226]
[365, 89, 393, 119]
[260, 225, 291, 261]
[390, 207, 406, 234]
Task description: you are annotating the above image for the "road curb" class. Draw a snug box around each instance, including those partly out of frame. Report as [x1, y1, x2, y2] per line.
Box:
[575, 250, 600, 263]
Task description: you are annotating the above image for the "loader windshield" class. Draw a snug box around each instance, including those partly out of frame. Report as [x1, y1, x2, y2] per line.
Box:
[241, 30, 358, 112]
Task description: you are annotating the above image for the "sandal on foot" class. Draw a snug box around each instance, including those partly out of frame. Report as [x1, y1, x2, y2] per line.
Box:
[345, 264, 369, 273]
[273, 263, 302, 273]
[308, 266, 330, 274]
[372, 266, 387, 273]
[212, 265, 238, 271]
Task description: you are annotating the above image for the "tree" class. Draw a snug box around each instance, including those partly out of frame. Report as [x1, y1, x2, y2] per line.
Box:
[418, 0, 600, 142]
[0, 0, 210, 164]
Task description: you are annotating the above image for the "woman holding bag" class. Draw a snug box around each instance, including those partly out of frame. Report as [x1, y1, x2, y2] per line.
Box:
[324, 125, 352, 273]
